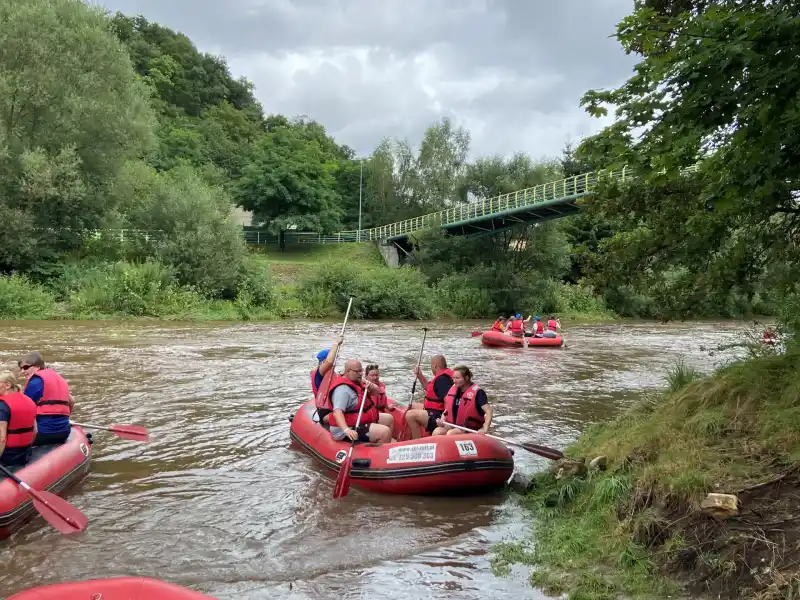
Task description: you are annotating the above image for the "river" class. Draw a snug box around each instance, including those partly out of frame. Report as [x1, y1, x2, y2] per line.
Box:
[0, 319, 745, 599]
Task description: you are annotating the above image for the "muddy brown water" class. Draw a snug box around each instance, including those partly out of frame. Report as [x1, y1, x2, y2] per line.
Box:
[0, 320, 746, 599]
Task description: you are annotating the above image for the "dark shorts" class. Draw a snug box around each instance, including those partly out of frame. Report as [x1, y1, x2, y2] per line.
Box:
[353, 423, 371, 442]
[34, 431, 70, 446]
[425, 409, 442, 433]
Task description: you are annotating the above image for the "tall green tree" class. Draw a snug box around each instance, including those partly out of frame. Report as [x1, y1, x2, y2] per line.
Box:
[235, 125, 343, 233]
[0, 0, 155, 273]
[577, 0, 800, 320]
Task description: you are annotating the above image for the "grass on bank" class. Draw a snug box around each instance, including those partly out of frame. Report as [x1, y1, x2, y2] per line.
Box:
[494, 348, 800, 600]
[0, 242, 615, 322]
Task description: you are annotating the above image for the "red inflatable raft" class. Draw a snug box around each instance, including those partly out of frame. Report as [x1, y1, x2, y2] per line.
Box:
[289, 399, 514, 495]
[9, 577, 215, 599]
[481, 330, 564, 348]
[0, 426, 92, 540]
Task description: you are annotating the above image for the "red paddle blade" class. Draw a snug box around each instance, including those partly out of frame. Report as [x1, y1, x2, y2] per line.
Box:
[521, 442, 564, 461]
[31, 490, 88, 535]
[333, 457, 353, 499]
[109, 424, 150, 442]
[471, 331, 483, 337]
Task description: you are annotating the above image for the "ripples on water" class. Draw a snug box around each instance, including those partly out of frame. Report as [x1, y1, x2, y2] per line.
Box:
[0, 319, 745, 598]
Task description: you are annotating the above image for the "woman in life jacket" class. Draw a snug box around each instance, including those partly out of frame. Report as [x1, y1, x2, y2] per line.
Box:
[542, 315, 561, 338]
[490, 316, 506, 332]
[0, 371, 38, 467]
[365, 364, 395, 433]
[432, 365, 493, 436]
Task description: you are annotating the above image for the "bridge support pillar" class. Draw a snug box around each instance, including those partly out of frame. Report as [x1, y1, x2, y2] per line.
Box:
[377, 241, 399, 268]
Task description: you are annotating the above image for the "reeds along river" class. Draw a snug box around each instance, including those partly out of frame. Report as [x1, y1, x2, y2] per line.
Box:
[0, 319, 744, 599]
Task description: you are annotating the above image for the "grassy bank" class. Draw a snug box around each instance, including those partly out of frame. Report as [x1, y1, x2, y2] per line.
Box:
[494, 347, 800, 599]
[0, 243, 615, 322]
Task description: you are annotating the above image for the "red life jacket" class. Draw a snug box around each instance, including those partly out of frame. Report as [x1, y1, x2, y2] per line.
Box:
[509, 319, 523, 333]
[1, 391, 37, 448]
[423, 368, 453, 412]
[444, 383, 485, 430]
[547, 319, 558, 331]
[370, 381, 389, 411]
[533, 321, 544, 335]
[491, 320, 504, 332]
[326, 375, 379, 428]
[34, 369, 71, 417]
[310, 368, 320, 395]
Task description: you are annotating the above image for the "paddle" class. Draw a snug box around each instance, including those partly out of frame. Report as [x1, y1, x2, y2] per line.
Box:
[471, 331, 483, 337]
[333, 384, 371, 499]
[442, 421, 564, 461]
[408, 328, 429, 405]
[70, 421, 150, 442]
[0, 464, 88, 535]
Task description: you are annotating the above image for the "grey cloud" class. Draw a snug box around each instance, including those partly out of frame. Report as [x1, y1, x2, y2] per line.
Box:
[95, 0, 637, 159]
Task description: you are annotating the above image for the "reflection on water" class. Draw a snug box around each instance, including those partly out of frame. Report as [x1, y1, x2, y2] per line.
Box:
[0, 319, 743, 598]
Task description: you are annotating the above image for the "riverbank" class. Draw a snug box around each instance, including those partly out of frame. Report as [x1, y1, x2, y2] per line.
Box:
[494, 345, 799, 599]
[0, 243, 615, 322]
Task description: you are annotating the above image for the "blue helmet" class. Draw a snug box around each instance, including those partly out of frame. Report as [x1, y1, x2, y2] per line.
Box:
[534, 316, 541, 321]
[316, 348, 330, 362]
[515, 313, 521, 319]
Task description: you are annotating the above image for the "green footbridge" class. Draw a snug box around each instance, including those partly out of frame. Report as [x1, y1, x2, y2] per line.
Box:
[243, 164, 690, 247]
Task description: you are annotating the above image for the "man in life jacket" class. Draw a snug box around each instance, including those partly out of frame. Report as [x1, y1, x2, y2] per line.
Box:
[531, 316, 545, 337]
[508, 314, 530, 338]
[311, 334, 344, 395]
[17, 352, 74, 445]
[404, 355, 454, 440]
[327, 359, 392, 444]
[432, 365, 493, 436]
[0, 371, 37, 467]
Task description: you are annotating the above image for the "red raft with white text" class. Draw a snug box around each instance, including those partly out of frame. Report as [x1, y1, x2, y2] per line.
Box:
[9, 577, 215, 599]
[289, 399, 514, 494]
[480, 330, 564, 348]
[0, 426, 92, 540]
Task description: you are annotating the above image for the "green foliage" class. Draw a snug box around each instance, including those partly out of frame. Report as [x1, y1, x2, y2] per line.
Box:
[298, 259, 436, 320]
[576, 0, 800, 329]
[115, 163, 248, 297]
[0, 0, 155, 272]
[0, 275, 56, 319]
[235, 124, 343, 233]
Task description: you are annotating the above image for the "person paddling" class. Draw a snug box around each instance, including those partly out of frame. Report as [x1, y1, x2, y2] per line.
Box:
[0, 371, 37, 468]
[432, 365, 494, 436]
[531, 316, 545, 337]
[311, 335, 344, 395]
[18, 352, 73, 446]
[404, 355, 454, 439]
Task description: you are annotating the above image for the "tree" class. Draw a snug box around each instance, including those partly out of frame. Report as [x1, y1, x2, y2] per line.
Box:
[0, 0, 155, 273]
[576, 0, 800, 319]
[235, 125, 343, 233]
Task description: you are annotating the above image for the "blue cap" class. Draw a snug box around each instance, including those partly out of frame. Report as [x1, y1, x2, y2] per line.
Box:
[316, 348, 330, 362]
[534, 316, 540, 320]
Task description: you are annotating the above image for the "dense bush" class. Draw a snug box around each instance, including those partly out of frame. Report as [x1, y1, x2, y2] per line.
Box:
[0, 275, 57, 319]
[298, 259, 436, 319]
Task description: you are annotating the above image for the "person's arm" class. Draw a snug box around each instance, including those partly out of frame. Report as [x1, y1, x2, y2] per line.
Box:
[0, 402, 9, 456]
[24, 376, 43, 403]
[476, 390, 492, 433]
[319, 335, 344, 377]
[413, 366, 429, 388]
[68, 394, 75, 412]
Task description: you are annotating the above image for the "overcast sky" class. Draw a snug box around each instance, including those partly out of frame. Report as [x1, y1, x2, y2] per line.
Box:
[93, 0, 636, 161]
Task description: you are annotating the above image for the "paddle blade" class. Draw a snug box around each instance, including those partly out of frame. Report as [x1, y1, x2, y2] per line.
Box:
[109, 424, 150, 442]
[333, 456, 353, 499]
[31, 490, 88, 535]
[520, 442, 564, 461]
[471, 331, 483, 337]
